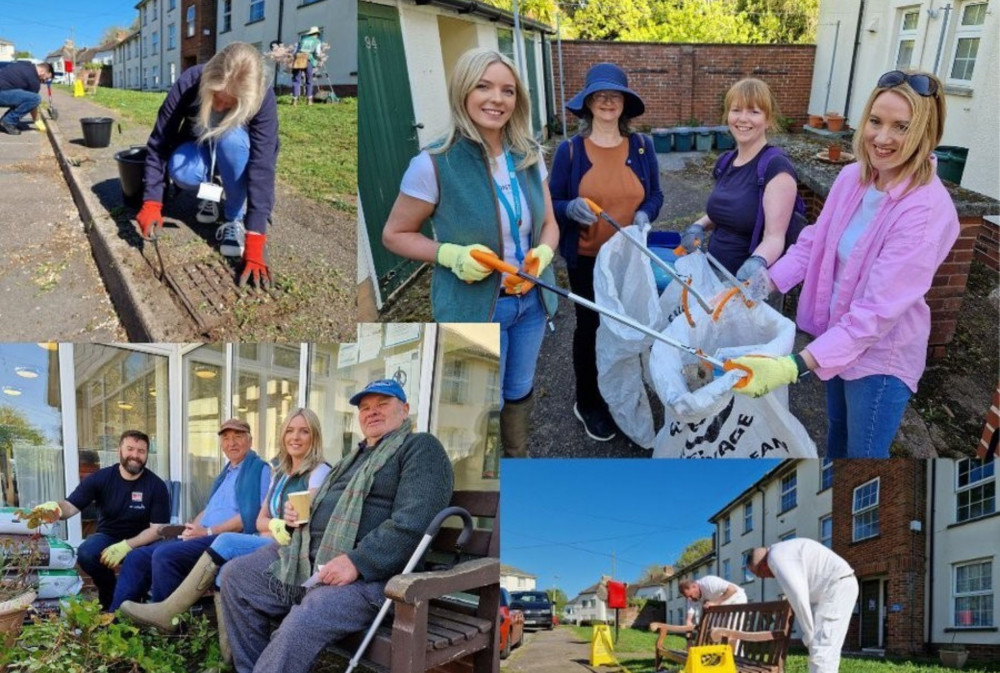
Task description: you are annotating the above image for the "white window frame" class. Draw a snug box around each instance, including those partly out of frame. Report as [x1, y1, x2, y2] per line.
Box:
[186, 6, 195, 37]
[222, 0, 232, 33]
[955, 457, 996, 522]
[723, 516, 731, 545]
[894, 7, 921, 70]
[779, 530, 796, 541]
[249, 0, 265, 23]
[820, 514, 833, 548]
[741, 550, 753, 583]
[947, 1, 989, 85]
[953, 558, 994, 628]
[852, 477, 881, 542]
[780, 472, 797, 513]
[743, 502, 753, 533]
[168, 24, 176, 50]
[820, 456, 833, 491]
[722, 558, 731, 582]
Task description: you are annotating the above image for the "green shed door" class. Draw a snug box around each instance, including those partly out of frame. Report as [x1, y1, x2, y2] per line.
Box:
[523, 35, 542, 137]
[359, 2, 423, 300]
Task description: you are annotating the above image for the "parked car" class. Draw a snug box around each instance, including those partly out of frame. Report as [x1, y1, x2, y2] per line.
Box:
[51, 72, 67, 84]
[510, 590, 554, 629]
[499, 588, 524, 659]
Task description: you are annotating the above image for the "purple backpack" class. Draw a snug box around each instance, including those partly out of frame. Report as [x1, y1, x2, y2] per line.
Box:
[713, 146, 808, 252]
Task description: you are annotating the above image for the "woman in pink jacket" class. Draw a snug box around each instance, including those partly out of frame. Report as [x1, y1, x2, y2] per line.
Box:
[729, 70, 959, 458]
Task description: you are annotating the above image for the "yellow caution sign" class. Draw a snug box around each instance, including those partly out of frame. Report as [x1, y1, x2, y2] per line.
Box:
[684, 644, 737, 673]
[73, 79, 85, 97]
[590, 623, 615, 667]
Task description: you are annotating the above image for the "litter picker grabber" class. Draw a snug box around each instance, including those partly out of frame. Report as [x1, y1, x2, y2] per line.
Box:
[582, 198, 715, 314]
[46, 81, 59, 120]
[470, 249, 744, 376]
[344, 506, 475, 673]
[702, 251, 755, 307]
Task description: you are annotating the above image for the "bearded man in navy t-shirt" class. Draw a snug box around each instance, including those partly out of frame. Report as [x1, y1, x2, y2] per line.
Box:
[25, 429, 170, 610]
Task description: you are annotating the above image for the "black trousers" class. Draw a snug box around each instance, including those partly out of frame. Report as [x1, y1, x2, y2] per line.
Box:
[567, 254, 610, 415]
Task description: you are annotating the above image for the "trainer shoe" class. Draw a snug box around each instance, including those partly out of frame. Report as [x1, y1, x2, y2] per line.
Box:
[215, 220, 246, 258]
[0, 120, 21, 135]
[196, 199, 220, 224]
[573, 403, 617, 442]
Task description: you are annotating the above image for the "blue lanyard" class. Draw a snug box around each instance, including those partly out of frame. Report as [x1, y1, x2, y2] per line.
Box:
[492, 150, 525, 265]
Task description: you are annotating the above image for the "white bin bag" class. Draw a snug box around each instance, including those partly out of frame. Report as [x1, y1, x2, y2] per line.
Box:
[593, 226, 663, 448]
[649, 297, 816, 458]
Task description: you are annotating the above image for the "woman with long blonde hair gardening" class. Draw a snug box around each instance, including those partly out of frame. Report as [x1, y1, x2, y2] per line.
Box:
[135, 41, 280, 289]
[383, 48, 559, 457]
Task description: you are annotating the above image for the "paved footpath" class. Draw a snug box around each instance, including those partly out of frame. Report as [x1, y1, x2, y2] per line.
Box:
[0, 113, 123, 340]
[502, 628, 604, 673]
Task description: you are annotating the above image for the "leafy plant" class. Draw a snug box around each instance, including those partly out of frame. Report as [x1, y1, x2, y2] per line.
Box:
[0, 596, 229, 672]
[0, 535, 41, 603]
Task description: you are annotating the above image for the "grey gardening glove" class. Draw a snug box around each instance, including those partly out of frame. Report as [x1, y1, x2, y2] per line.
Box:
[680, 223, 705, 252]
[566, 197, 598, 227]
[742, 265, 776, 303]
[736, 255, 768, 282]
[631, 210, 650, 228]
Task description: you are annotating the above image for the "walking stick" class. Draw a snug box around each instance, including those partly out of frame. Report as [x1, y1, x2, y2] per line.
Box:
[469, 250, 744, 375]
[582, 198, 715, 314]
[345, 506, 475, 673]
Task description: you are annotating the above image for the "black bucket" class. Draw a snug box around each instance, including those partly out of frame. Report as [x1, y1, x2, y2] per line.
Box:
[80, 116, 114, 148]
[115, 146, 147, 208]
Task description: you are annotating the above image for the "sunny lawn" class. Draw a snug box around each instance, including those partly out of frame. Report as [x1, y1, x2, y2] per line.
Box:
[572, 626, 1000, 673]
[72, 85, 357, 213]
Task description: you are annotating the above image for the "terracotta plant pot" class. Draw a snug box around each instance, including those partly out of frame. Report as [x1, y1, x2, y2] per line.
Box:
[0, 590, 35, 649]
[826, 114, 845, 132]
[808, 114, 824, 128]
[827, 144, 842, 161]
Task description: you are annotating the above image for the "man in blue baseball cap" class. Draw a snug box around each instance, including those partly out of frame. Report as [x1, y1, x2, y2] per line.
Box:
[218, 377, 454, 673]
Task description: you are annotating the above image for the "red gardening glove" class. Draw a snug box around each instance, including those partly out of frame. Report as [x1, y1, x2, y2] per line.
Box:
[239, 232, 272, 289]
[136, 201, 163, 239]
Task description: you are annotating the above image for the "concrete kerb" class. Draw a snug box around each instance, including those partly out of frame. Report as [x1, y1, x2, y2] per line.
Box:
[44, 112, 196, 341]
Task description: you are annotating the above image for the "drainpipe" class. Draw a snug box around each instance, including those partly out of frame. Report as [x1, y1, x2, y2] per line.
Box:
[823, 20, 841, 116]
[843, 0, 865, 122]
[927, 461, 936, 655]
[757, 484, 766, 602]
[932, 4, 953, 77]
[275, 0, 285, 91]
[557, 11, 565, 140]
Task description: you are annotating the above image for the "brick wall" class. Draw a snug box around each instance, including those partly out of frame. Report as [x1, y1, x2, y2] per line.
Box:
[551, 41, 816, 130]
[975, 218, 999, 271]
[834, 460, 927, 656]
[926, 217, 981, 358]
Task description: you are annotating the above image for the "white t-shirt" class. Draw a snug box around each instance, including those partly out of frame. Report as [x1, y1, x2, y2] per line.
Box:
[696, 575, 739, 604]
[399, 149, 548, 270]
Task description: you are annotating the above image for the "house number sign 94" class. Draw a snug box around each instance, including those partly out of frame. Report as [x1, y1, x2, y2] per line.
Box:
[364, 36, 379, 51]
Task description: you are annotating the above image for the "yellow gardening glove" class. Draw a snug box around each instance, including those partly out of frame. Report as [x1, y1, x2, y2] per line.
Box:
[503, 244, 554, 295]
[34, 118, 47, 132]
[436, 243, 495, 282]
[268, 517, 291, 546]
[726, 355, 799, 398]
[100, 540, 132, 568]
[32, 501, 62, 519]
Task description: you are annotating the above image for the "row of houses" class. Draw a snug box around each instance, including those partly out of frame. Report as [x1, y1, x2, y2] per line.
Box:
[37, 0, 356, 94]
[554, 458, 998, 661]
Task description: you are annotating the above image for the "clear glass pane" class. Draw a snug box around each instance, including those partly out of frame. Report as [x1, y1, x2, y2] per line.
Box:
[234, 344, 301, 463]
[184, 344, 224, 516]
[896, 40, 915, 69]
[962, 3, 987, 25]
[0, 344, 64, 512]
[902, 11, 919, 30]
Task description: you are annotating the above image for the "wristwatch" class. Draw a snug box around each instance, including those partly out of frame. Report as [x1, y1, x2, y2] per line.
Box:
[206, 526, 214, 536]
[792, 353, 811, 380]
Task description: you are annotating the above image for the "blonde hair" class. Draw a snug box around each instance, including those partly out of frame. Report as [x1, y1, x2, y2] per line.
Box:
[196, 42, 270, 143]
[276, 408, 324, 477]
[852, 71, 945, 194]
[430, 47, 541, 171]
[722, 78, 782, 134]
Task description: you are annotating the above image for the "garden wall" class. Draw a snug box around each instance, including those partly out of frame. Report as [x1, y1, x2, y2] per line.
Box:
[551, 41, 816, 131]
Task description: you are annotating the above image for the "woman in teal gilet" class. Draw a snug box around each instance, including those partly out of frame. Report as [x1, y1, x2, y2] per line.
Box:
[383, 47, 559, 458]
[120, 408, 331, 632]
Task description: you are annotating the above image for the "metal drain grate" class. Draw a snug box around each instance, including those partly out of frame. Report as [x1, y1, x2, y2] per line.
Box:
[163, 258, 280, 333]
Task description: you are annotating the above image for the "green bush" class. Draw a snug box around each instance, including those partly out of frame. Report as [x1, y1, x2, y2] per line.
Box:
[0, 596, 229, 672]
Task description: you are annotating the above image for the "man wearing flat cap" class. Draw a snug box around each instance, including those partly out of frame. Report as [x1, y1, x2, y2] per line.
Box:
[219, 378, 454, 673]
[109, 418, 270, 611]
[748, 538, 858, 673]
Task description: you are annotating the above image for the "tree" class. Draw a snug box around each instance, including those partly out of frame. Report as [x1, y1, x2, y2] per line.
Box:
[637, 563, 671, 584]
[483, 0, 560, 25]
[13, 50, 32, 59]
[675, 538, 713, 568]
[546, 587, 568, 612]
[735, 0, 819, 44]
[567, 0, 655, 41]
[100, 25, 132, 46]
[0, 407, 46, 508]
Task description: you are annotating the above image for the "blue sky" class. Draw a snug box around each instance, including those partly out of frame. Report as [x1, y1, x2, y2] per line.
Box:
[501, 459, 780, 598]
[1, 2, 138, 59]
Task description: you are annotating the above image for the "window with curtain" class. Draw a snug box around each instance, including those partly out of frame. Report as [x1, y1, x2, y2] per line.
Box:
[954, 559, 993, 627]
[183, 344, 224, 517]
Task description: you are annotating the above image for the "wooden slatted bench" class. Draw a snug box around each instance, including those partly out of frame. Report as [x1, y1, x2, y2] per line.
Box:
[652, 600, 794, 673]
[327, 490, 500, 673]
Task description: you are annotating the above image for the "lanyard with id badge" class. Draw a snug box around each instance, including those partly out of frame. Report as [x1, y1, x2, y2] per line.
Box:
[196, 140, 223, 204]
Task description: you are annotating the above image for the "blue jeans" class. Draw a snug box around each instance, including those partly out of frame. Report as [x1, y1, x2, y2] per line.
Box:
[0, 89, 41, 126]
[76, 532, 121, 610]
[208, 532, 272, 587]
[825, 374, 912, 458]
[495, 288, 547, 403]
[110, 535, 217, 610]
[292, 63, 313, 98]
[168, 128, 250, 223]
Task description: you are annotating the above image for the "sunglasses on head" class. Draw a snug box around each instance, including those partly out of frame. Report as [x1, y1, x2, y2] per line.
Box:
[877, 70, 939, 97]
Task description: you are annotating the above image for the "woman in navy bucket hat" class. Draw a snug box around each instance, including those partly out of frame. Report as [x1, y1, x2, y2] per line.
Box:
[549, 62, 662, 442]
